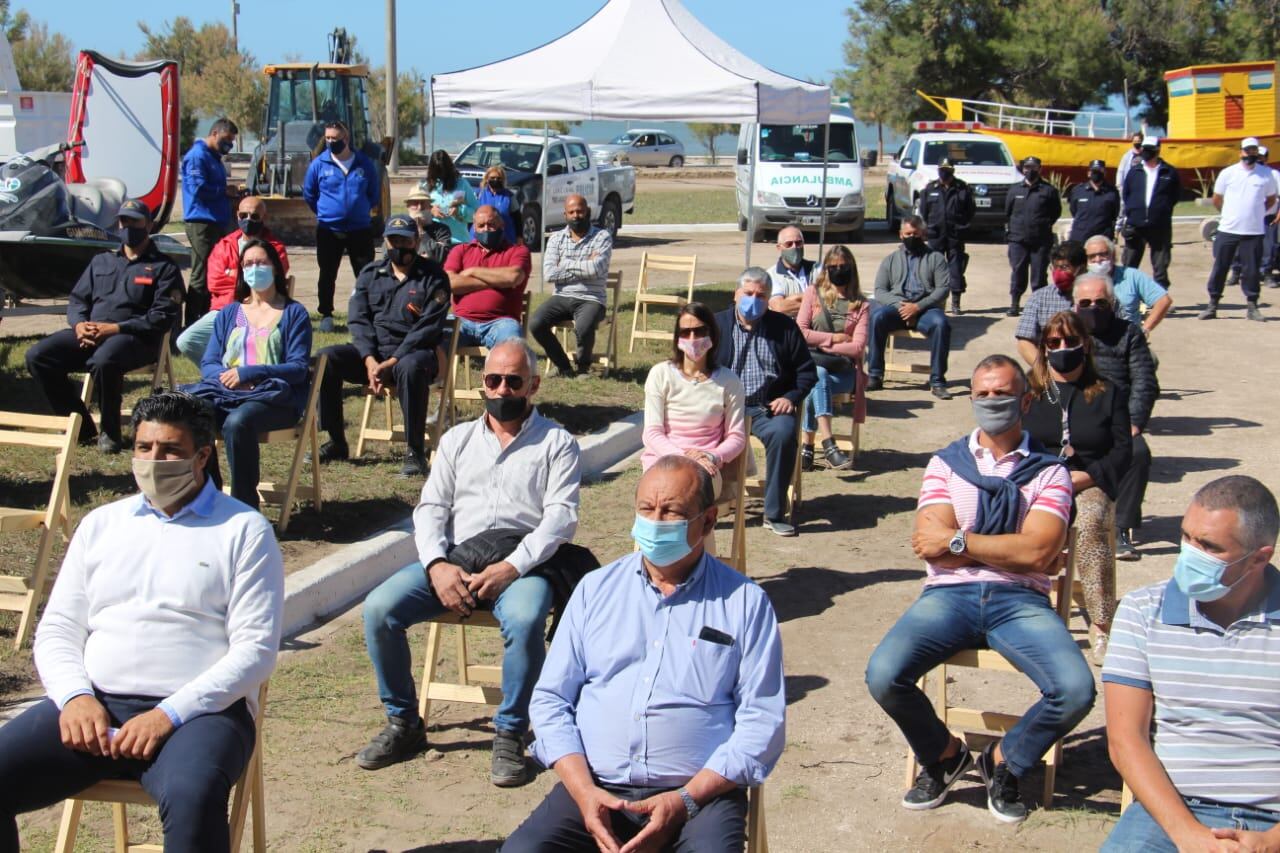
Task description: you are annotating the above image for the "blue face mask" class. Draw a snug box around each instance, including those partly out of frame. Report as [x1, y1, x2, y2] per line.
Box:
[631, 514, 694, 568]
[737, 294, 765, 322]
[1172, 541, 1255, 602]
[243, 264, 274, 292]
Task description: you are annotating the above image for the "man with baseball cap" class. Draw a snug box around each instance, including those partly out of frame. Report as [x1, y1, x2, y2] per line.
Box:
[1199, 138, 1278, 321]
[1003, 155, 1061, 316]
[918, 157, 976, 315]
[1069, 159, 1121, 244]
[314, 214, 451, 477]
[1120, 137, 1181, 290]
[25, 199, 184, 453]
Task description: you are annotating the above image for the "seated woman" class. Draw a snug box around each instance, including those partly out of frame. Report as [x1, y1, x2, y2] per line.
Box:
[186, 239, 312, 510]
[425, 148, 478, 245]
[1024, 310, 1131, 665]
[642, 302, 746, 522]
[797, 245, 869, 472]
[470, 165, 518, 244]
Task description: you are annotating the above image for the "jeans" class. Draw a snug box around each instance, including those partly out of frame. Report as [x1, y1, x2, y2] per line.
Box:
[745, 403, 797, 523]
[1207, 231, 1263, 301]
[0, 693, 255, 852]
[1123, 223, 1173, 288]
[214, 401, 299, 509]
[1008, 240, 1052, 298]
[317, 343, 438, 455]
[457, 316, 523, 349]
[803, 364, 856, 433]
[176, 310, 218, 364]
[315, 226, 375, 317]
[1102, 799, 1280, 853]
[529, 294, 606, 375]
[866, 304, 950, 386]
[865, 582, 1096, 777]
[363, 561, 553, 734]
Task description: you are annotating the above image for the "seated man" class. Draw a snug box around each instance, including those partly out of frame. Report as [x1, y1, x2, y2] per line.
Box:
[405, 184, 454, 265]
[715, 267, 816, 538]
[505, 455, 785, 853]
[1014, 240, 1086, 367]
[0, 391, 284, 850]
[865, 355, 1095, 824]
[25, 199, 184, 454]
[315, 214, 451, 477]
[176, 195, 290, 364]
[1102, 476, 1280, 851]
[867, 215, 952, 399]
[529, 194, 613, 377]
[1072, 274, 1159, 561]
[1083, 235, 1172, 335]
[358, 339, 589, 787]
[444, 204, 531, 349]
[767, 226, 815, 317]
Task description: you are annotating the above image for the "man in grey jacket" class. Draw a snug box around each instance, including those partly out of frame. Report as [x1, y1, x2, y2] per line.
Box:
[868, 216, 953, 399]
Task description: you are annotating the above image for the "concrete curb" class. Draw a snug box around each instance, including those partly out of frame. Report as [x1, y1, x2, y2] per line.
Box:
[280, 412, 644, 638]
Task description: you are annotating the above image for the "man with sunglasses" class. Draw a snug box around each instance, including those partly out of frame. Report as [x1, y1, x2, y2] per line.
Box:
[359, 339, 584, 788]
[767, 227, 815, 317]
[176, 196, 290, 364]
[1083, 235, 1171, 335]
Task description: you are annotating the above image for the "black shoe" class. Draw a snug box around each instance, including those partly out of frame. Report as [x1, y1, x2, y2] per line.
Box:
[976, 743, 1027, 824]
[491, 730, 531, 787]
[399, 449, 427, 478]
[1006, 300, 1021, 317]
[77, 425, 99, 446]
[1116, 528, 1140, 562]
[317, 440, 349, 463]
[866, 376, 884, 392]
[801, 444, 815, 472]
[97, 433, 122, 455]
[1198, 301, 1219, 320]
[355, 715, 427, 770]
[1247, 302, 1265, 322]
[821, 438, 852, 471]
[902, 742, 973, 810]
[930, 384, 953, 401]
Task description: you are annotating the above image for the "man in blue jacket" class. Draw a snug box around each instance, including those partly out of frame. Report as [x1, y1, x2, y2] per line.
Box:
[1121, 137, 1181, 289]
[303, 121, 381, 333]
[181, 118, 238, 327]
[716, 267, 817, 537]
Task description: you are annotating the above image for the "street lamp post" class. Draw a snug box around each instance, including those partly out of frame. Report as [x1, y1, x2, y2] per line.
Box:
[385, 0, 399, 174]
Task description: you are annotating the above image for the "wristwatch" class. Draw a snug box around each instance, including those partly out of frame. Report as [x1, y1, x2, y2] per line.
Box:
[948, 529, 968, 556]
[677, 787, 701, 821]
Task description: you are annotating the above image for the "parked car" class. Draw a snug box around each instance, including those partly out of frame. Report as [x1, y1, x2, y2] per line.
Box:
[590, 129, 685, 167]
[885, 127, 1022, 233]
[454, 129, 637, 244]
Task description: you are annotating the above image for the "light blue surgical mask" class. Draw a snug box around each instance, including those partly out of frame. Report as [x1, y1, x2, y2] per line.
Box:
[631, 514, 693, 568]
[243, 263, 274, 292]
[737, 294, 765, 323]
[1172, 541, 1255, 602]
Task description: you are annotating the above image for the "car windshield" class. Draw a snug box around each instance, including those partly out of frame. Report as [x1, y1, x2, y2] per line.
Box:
[758, 123, 856, 163]
[455, 141, 545, 174]
[608, 132, 640, 145]
[922, 140, 1013, 167]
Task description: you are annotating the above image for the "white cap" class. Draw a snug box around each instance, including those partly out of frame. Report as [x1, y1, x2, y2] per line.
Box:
[1241, 136, 1261, 149]
[1261, 145, 1270, 157]
[1141, 135, 1160, 148]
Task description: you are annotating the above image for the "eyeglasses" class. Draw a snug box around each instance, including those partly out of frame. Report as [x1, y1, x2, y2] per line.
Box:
[677, 325, 709, 338]
[779, 240, 804, 248]
[237, 212, 263, 222]
[1076, 298, 1110, 309]
[1044, 335, 1082, 350]
[1085, 251, 1110, 261]
[482, 373, 526, 391]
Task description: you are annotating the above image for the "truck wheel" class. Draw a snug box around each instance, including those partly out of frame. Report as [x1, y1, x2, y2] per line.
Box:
[669, 155, 684, 168]
[599, 197, 622, 240]
[885, 189, 900, 230]
[521, 205, 542, 248]
[737, 214, 747, 232]
[849, 226, 865, 244]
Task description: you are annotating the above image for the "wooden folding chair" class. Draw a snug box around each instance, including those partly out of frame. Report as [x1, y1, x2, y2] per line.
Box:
[545, 271, 623, 377]
[418, 610, 506, 723]
[716, 448, 750, 574]
[78, 331, 177, 420]
[904, 528, 1079, 808]
[742, 414, 804, 527]
[883, 328, 929, 380]
[747, 784, 769, 853]
[0, 411, 81, 649]
[628, 252, 696, 353]
[449, 292, 532, 411]
[354, 323, 455, 460]
[829, 392, 862, 465]
[54, 683, 270, 853]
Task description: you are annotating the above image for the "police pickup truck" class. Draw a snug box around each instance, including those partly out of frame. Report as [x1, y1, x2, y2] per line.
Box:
[886, 124, 1022, 233]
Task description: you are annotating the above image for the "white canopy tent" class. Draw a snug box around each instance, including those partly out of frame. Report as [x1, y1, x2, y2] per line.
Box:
[430, 0, 833, 267]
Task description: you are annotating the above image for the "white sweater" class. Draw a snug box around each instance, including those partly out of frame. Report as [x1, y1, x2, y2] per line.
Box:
[34, 479, 284, 723]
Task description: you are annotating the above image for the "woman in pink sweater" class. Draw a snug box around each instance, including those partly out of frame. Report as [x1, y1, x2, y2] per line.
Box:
[797, 245, 869, 471]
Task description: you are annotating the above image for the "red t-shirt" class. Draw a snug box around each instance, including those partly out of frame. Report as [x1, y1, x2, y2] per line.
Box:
[444, 241, 530, 322]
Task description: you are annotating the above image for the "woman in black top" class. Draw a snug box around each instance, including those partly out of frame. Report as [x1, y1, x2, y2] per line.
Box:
[1024, 310, 1131, 665]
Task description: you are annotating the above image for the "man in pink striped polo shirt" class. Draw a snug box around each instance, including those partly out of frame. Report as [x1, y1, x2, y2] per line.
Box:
[865, 354, 1095, 825]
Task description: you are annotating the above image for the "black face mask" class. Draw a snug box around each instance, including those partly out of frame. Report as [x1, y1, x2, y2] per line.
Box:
[1140, 148, 1158, 162]
[238, 218, 263, 237]
[327, 139, 347, 156]
[567, 216, 590, 235]
[121, 225, 149, 248]
[389, 247, 417, 267]
[489, 181, 504, 191]
[827, 266, 852, 287]
[217, 138, 234, 156]
[484, 394, 527, 422]
[902, 236, 926, 255]
[938, 168, 954, 182]
[1243, 154, 1260, 166]
[1077, 305, 1112, 334]
[476, 230, 506, 251]
[1023, 168, 1041, 182]
[1089, 168, 1105, 183]
[1047, 345, 1086, 374]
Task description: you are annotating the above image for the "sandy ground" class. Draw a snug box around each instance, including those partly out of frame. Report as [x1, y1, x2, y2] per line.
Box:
[9, 206, 1280, 850]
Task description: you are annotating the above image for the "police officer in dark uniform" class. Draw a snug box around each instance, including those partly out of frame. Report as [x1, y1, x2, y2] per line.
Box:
[917, 157, 975, 315]
[1004, 155, 1062, 316]
[315, 214, 451, 477]
[1068, 158, 1121, 244]
[25, 199, 184, 453]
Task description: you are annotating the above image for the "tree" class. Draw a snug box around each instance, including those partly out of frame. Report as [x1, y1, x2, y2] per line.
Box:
[0, 0, 29, 43]
[10, 20, 74, 92]
[686, 123, 737, 165]
[368, 67, 427, 143]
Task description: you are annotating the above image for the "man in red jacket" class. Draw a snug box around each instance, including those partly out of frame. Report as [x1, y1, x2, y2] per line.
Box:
[176, 195, 290, 363]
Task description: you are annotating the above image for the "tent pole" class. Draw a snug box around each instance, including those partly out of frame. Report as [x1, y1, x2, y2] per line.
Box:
[540, 121, 549, 295]
[818, 120, 830, 262]
[744, 136, 756, 270]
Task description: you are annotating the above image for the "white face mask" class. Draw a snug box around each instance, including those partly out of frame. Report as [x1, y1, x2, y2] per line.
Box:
[1087, 259, 1113, 276]
[133, 457, 199, 509]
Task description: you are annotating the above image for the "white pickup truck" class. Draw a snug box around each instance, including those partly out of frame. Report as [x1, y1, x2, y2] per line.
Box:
[454, 129, 637, 244]
[885, 127, 1023, 233]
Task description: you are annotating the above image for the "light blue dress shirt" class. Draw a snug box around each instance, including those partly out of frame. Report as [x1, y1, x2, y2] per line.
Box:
[530, 551, 786, 788]
[1111, 264, 1168, 324]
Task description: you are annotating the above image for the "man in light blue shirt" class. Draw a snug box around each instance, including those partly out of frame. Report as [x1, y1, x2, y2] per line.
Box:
[506, 455, 785, 853]
[1084, 235, 1172, 334]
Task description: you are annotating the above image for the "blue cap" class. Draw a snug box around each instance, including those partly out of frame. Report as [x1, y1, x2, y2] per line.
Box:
[117, 199, 150, 221]
[384, 213, 419, 238]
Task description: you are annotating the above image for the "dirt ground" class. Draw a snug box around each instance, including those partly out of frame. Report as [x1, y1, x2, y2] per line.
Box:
[9, 203, 1280, 851]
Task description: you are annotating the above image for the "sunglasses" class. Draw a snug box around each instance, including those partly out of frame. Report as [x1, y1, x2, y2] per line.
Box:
[677, 325, 709, 338]
[1076, 298, 1110, 309]
[483, 373, 526, 391]
[1044, 335, 1082, 350]
[237, 212, 263, 222]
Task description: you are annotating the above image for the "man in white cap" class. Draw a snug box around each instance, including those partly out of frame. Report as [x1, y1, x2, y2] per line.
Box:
[1120, 136, 1180, 290]
[1199, 137, 1277, 321]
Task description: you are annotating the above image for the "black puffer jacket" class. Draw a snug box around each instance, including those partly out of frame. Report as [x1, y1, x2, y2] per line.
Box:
[1090, 318, 1158, 431]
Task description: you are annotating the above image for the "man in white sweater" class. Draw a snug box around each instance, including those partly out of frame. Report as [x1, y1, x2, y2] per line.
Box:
[0, 391, 284, 852]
